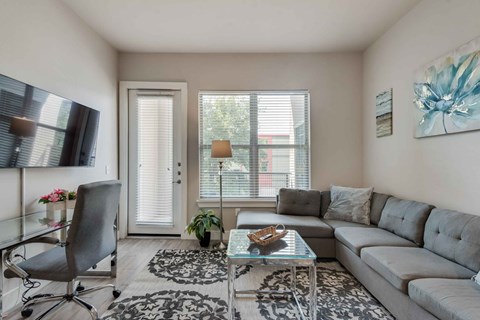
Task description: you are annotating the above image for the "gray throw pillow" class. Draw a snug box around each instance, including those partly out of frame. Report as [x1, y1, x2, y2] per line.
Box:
[324, 185, 374, 225]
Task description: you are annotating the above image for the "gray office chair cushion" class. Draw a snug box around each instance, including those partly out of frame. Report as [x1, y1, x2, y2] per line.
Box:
[4, 247, 71, 282]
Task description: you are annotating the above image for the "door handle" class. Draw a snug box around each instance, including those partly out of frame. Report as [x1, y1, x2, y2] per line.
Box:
[172, 180, 181, 184]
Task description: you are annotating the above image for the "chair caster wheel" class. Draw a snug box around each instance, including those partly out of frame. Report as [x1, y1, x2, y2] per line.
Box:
[77, 285, 85, 291]
[21, 308, 33, 318]
[113, 289, 121, 298]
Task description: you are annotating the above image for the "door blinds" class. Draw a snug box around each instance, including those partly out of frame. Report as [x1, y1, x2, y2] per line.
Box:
[134, 92, 174, 225]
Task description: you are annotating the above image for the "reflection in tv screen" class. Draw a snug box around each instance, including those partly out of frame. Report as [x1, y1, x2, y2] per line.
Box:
[0, 74, 100, 168]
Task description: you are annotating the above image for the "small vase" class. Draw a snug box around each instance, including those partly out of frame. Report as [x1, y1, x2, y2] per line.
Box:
[199, 232, 211, 248]
[46, 199, 76, 212]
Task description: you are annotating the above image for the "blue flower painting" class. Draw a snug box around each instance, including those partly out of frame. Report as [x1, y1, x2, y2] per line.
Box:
[414, 37, 480, 138]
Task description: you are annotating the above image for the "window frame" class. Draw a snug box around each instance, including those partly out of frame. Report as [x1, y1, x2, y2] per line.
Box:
[198, 90, 311, 200]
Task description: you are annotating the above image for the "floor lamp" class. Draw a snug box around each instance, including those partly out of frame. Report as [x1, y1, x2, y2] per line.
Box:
[211, 140, 232, 250]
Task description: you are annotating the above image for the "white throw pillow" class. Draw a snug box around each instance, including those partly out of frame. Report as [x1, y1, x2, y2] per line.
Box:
[324, 185, 374, 225]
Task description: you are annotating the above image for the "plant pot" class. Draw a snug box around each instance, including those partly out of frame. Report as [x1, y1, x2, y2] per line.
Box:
[199, 232, 211, 247]
[46, 199, 76, 213]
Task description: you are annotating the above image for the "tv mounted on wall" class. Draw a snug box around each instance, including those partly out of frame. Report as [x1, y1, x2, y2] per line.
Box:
[0, 73, 100, 168]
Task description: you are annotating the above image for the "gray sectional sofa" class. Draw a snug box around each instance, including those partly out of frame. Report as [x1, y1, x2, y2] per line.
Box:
[236, 189, 480, 320]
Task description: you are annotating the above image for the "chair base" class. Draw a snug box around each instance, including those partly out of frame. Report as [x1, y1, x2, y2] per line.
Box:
[21, 280, 120, 320]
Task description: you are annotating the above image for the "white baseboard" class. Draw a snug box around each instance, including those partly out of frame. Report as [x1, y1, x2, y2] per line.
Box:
[182, 230, 230, 241]
[1, 280, 48, 317]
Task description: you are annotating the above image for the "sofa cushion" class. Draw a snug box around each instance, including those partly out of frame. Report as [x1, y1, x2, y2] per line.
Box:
[320, 191, 390, 224]
[378, 197, 434, 246]
[424, 208, 480, 272]
[277, 188, 321, 217]
[409, 279, 480, 320]
[335, 227, 416, 256]
[370, 192, 391, 225]
[236, 211, 333, 238]
[320, 191, 331, 217]
[361, 247, 474, 293]
[323, 219, 376, 230]
[324, 185, 374, 225]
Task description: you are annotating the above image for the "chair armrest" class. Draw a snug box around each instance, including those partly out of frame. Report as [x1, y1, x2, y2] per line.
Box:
[3, 236, 61, 279]
[22, 236, 60, 246]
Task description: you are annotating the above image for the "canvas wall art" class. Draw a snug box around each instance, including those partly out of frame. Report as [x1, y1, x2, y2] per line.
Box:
[414, 37, 480, 138]
[376, 88, 393, 137]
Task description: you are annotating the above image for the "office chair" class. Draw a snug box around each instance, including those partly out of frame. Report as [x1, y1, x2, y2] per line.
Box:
[4, 180, 122, 320]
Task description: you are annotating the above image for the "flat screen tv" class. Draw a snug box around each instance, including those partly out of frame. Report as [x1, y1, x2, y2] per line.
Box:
[0, 73, 100, 168]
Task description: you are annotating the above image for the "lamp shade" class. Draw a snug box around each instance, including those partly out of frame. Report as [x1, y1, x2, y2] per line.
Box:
[9, 116, 37, 138]
[211, 140, 232, 158]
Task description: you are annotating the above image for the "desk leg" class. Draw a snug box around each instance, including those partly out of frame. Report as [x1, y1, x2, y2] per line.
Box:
[0, 250, 3, 319]
[309, 265, 317, 320]
[111, 250, 117, 278]
[227, 261, 235, 320]
[60, 209, 67, 242]
[291, 266, 297, 293]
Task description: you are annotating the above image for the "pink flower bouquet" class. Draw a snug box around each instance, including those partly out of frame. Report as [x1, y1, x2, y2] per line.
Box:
[38, 188, 77, 204]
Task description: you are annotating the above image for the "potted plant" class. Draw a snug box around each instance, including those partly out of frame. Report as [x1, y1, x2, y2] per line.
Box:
[39, 188, 77, 213]
[186, 209, 222, 247]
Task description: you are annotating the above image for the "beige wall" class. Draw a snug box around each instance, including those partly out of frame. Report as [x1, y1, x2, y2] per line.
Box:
[0, 0, 118, 220]
[363, 0, 480, 214]
[119, 53, 363, 230]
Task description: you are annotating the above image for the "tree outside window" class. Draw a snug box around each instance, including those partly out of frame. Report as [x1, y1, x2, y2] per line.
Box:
[199, 91, 310, 199]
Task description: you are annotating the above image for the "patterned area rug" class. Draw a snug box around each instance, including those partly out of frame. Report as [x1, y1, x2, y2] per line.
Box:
[101, 249, 394, 320]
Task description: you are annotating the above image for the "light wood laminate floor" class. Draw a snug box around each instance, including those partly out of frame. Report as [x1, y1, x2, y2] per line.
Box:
[5, 238, 202, 320]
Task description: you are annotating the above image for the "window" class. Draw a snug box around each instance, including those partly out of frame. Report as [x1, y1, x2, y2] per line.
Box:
[199, 91, 310, 199]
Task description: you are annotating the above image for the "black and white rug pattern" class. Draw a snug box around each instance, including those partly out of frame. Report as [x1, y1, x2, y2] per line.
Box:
[148, 249, 252, 285]
[101, 249, 394, 320]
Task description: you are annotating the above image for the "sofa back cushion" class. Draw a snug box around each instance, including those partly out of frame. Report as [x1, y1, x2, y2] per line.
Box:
[320, 190, 390, 225]
[424, 208, 480, 272]
[277, 188, 321, 217]
[320, 191, 331, 217]
[378, 197, 434, 246]
[370, 192, 391, 225]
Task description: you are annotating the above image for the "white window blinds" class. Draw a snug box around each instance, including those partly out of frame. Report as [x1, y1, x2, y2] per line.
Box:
[134, 92, 174, 225]
[199, 91, 310, 198]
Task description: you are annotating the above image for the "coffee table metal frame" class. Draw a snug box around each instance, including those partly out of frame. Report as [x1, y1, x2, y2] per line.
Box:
[227, 229, 317, 320]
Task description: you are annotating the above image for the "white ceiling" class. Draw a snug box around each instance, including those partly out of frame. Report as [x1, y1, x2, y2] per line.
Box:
[61, 0, 420, 53]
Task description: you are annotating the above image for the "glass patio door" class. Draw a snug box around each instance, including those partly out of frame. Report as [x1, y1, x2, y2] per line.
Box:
[127, 89, 183, 235]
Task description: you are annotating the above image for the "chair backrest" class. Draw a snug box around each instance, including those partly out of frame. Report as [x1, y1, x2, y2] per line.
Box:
[66, 180, 121, 278]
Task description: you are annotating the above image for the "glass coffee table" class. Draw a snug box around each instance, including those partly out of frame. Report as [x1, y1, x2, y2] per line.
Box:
[227, 229, 317, 320]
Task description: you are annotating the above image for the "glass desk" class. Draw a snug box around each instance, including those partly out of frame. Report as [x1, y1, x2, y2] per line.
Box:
[0, 210, 116, 318]
[227, 229, 317, 320]
[0, 210, 73, 251]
